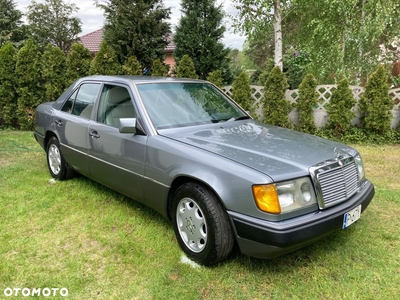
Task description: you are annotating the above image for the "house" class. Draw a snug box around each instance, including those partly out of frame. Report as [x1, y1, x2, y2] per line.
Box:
[79, 28, 176, 70]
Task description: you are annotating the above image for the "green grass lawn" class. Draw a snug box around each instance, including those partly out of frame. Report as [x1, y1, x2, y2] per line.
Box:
[1, 131, 399, 299]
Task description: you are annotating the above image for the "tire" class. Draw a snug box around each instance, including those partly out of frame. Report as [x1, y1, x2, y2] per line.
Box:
[46, 136, 75, 180]
[172, 182, 234, 265]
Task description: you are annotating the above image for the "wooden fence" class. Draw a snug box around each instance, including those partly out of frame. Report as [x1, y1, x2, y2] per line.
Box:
[221, 85, 400, 129]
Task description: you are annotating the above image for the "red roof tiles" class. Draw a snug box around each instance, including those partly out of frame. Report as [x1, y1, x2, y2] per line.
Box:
[79, 28, 104, 53]
[79, 28, 175, 54]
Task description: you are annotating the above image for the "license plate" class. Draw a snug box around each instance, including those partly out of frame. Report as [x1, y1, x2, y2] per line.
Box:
[343, 204, 362, 229]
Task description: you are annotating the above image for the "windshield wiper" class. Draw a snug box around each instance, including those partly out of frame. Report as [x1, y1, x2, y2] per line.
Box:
[235, 115, 251, 121]
[226, 115, 251, 122]
[211, 116, 250, 123]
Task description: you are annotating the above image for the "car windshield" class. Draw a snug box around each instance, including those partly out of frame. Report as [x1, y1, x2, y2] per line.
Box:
[137, 82, 248, 129]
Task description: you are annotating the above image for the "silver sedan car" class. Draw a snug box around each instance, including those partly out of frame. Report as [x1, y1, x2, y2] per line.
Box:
[34, 76, 375, 265]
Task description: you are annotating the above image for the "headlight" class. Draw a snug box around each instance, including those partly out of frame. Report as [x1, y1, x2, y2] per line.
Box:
[354, 155, 365, 181]
[252, 178, 317, 214]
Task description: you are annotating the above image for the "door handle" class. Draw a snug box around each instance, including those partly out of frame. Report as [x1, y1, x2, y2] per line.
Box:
[89, 130, 100, 139]
[55, 119, 63, 126]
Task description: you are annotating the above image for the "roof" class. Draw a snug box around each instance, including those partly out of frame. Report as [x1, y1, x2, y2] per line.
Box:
[79, 28, 176, 54]
[76, 75, 205, 85]
[79, 28, 104, 53]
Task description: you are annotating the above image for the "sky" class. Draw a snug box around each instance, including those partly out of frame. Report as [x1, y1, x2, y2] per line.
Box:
[16, 0, 246, 50]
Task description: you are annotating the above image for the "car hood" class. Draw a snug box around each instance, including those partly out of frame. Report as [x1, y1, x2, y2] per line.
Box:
[159, 120, 357, 182]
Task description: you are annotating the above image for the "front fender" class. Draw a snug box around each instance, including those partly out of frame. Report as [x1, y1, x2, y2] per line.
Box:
[143, 136, 273, 219]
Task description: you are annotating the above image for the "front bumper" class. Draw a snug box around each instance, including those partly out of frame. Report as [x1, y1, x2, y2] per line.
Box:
[228, 180, 375, 259]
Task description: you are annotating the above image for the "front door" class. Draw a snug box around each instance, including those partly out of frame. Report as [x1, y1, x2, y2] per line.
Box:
[87, 84, 147, 201]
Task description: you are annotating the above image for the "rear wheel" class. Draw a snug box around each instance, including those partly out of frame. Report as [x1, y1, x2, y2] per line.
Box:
[172, 182, 234, 265]
[46, 136, 75, 180]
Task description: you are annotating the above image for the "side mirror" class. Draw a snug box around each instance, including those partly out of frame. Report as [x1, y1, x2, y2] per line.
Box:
[119, 118, 137, 134]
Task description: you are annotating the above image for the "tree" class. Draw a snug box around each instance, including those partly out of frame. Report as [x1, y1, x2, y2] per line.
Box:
[0, 41, 17, 126]
[176, 55, 198, 79]
[15, 39, 44, 130]
[242, 24, 275, 71]
[359, 65, 393, 134]
[27, 0, 81, 53]
[151, 59, 167, 77]
[122, 55, 142, 75]
[0, 0, 26, 47]
[89, 41, 121, 75]
[232, 0, 285, 70]
[231, 72, 255, 117]
[325, 78, 356, 136]
[283, 49, 311, 89]
[228, 47, 256, 78]
[233, 0, 400, 83]
[262, 66, 291, 127]
[97, 0, 171, 68]
[66, 43, 92, 85]
[42, 44, 67, 102]
[173, 0, 230, 80]
[296, 73, 318, 133]
[286, 0, 400, 83]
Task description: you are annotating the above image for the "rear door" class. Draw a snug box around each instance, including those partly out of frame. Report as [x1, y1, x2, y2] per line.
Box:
[87, 84, 147, 201]
[54, 82, 101, 176]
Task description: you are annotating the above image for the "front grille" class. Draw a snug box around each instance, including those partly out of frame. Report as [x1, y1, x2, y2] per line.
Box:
[310, 158, 359, 209]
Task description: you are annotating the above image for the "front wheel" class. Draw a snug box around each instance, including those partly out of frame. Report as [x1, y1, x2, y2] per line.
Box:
[46, 136, 75, 180]
[172, 182, 234, 265]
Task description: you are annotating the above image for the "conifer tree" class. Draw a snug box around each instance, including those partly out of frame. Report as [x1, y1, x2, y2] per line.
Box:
[98, 0, 170, 67]
[89, 41, 121, 75]
[296, 73, 318, 133]
[66, 43, 92, 85]
[326, 78, 356, 136]
[122, 55, 142, 75]
[0, 41, 17, 126]
[42, 44, 67, 101]
[0, 0, 26, 46]
[206, 70, 223, 88]
[231, 72, 255, 116]
[263, 66, 291, 127]
[359, 65, 393, 134]
[173, 0, 230, 80]
[15, 39, 44, 130]
[151, 59, 167, 77]
[176, 55, 198, 79]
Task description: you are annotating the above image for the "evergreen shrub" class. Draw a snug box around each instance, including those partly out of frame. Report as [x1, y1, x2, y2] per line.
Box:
[122, 56, 142, 75]
[0, 42, 18, 127]
[325, 78, 356, 136]
[231, 71, 255, 117]
[42, 44, 67, 102]
[90, 41, 121, 75]
[176, 55, 198, 79]
[262, 66, 291, 127]
[66, 43, 92, 85]
[151, 59, 167, 77]
[359, 64, 393, 134]
[296, 73, 318, 133]
[15, 39, 44, 130]
[207, 70, 223, 88]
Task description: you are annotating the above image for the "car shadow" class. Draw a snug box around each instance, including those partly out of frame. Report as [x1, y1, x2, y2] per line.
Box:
[69, 176, 171, 227]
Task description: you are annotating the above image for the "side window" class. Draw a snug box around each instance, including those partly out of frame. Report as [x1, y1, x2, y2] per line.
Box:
[97, 85, 136, 128]
[61, 89, 77, 113]
[61, 83, 101, 119]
